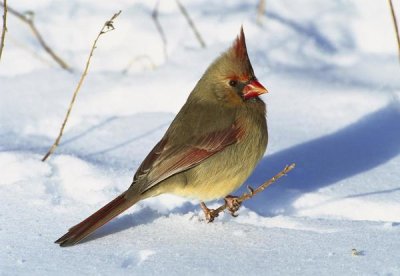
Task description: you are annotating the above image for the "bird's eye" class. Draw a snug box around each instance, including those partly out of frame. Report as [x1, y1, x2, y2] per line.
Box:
[229, 80, 238, 87]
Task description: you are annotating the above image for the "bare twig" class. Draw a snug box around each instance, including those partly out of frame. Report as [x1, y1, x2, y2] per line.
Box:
[42, 10, 122, 162]
[176, 0, 206, 48]
[256, 0, 266, 25]
[122, 54, 156, 74]
[0, 2, 72, 71]
[151, 0, 167, 59]
[0, 0, 7, 60]
[211, 163, 296, 217]
[388, 0, 400, 63]
[7, 34, 54, 65]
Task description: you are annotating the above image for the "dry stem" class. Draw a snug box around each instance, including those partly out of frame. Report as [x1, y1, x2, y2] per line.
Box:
[42, 10, 121, 162]
[152, 0, 168, 59]
[388, 0, 400, 63]
[256, 0, 266, 25]
[176, 0, 206, 48]
[0, 2, 72, 71]
[211, 163, 296, 216]
[0, 0, 7, 60]
[122, 54, 156, 74]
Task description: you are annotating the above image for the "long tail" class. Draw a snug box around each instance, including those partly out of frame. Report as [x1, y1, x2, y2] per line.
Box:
[55, 191, 138, 247]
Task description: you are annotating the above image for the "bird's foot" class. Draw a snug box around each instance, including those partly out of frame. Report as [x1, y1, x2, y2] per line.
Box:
[200, 202, 219, 223]
[224, 195, 241, 217]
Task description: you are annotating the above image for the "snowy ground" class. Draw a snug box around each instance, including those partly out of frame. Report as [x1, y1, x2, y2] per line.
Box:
[1, 0, 400, 275]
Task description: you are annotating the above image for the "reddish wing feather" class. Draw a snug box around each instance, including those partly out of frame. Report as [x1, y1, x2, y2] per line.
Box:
[133, 138, 168, 183]
[132, 123, 244, 193]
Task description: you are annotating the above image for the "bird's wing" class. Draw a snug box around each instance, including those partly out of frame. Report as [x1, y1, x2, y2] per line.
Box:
[131, 121, 244, 193]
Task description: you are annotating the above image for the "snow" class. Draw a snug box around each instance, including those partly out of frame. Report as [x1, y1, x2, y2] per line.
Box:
[1, 0, 400, 274]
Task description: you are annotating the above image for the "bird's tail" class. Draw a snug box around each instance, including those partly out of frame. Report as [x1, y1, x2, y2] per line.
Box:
[55, 191, 138, 247]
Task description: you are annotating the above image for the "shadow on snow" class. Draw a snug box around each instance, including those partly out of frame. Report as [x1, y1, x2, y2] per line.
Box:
[82, 103, 400, 243]
[241, 102, 400, 215]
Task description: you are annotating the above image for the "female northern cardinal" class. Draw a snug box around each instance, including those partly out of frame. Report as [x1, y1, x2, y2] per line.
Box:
[56, 27, 268, 246]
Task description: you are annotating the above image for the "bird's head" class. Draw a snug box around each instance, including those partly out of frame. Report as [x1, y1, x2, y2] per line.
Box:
[195, 26, 268, 105]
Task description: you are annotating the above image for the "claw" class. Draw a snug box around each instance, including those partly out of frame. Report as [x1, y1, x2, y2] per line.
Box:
[224, 195, 242, 217]
[206, 210, 219, 222]
[247, 185, 255, 195]
[200, 202, 219, 222]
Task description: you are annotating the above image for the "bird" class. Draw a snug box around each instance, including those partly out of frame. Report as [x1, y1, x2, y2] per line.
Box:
[55, 27, 268, 247]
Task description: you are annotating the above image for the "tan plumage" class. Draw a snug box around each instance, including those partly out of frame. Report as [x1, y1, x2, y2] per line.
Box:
[55, 27, 268, 247]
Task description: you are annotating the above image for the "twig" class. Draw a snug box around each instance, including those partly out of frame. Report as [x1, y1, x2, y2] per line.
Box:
[7, 33, 54, 65]
[42, 11, 122, 162]
[256, 0, 266, 25]
[122, 54, 156, 74]
[212, 163, 296, 217]
[151, 0, 167, 59]
[0, 2, 72, 71]
[0, 0, 7, 60]
[388, 0, 400, 63]
[175, 0, 206, 48]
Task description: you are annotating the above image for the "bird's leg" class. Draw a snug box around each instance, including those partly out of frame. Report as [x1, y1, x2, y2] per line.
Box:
[200, 202, 219, 222]
[224, 195, 242, 217]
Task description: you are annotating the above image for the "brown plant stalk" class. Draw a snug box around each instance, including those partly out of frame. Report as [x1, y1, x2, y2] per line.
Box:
[388, 0, 400, 63]
[0, 0, 6, 60]
[122, 54, 156, 74]
[209, 163, 296, 220]
[42, 10, 122, 162]
[152, 0, 168, 59]
[0, 1, 72, 71]
[256, 0, 266, 25]
[176, 0, 206, 48]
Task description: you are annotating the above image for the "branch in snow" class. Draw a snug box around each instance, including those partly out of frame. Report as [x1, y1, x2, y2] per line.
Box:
[0, 0, 7, 60]
[0, 2, 72, 71]
[206, 163, 296, 221]
[42, 10, 122, 162]
[176, 0, 206, 48]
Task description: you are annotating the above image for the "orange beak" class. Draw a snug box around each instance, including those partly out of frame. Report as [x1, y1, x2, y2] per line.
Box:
[243, 80, 268, 99]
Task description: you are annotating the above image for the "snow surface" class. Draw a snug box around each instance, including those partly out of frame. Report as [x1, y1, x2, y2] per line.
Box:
[1, 0, 400, 275]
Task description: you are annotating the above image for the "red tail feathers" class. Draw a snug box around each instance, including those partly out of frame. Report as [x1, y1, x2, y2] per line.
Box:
[55, 191, 137, 247]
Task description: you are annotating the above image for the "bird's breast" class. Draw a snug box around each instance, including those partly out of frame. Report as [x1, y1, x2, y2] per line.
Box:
[171, 110, 268, 201]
